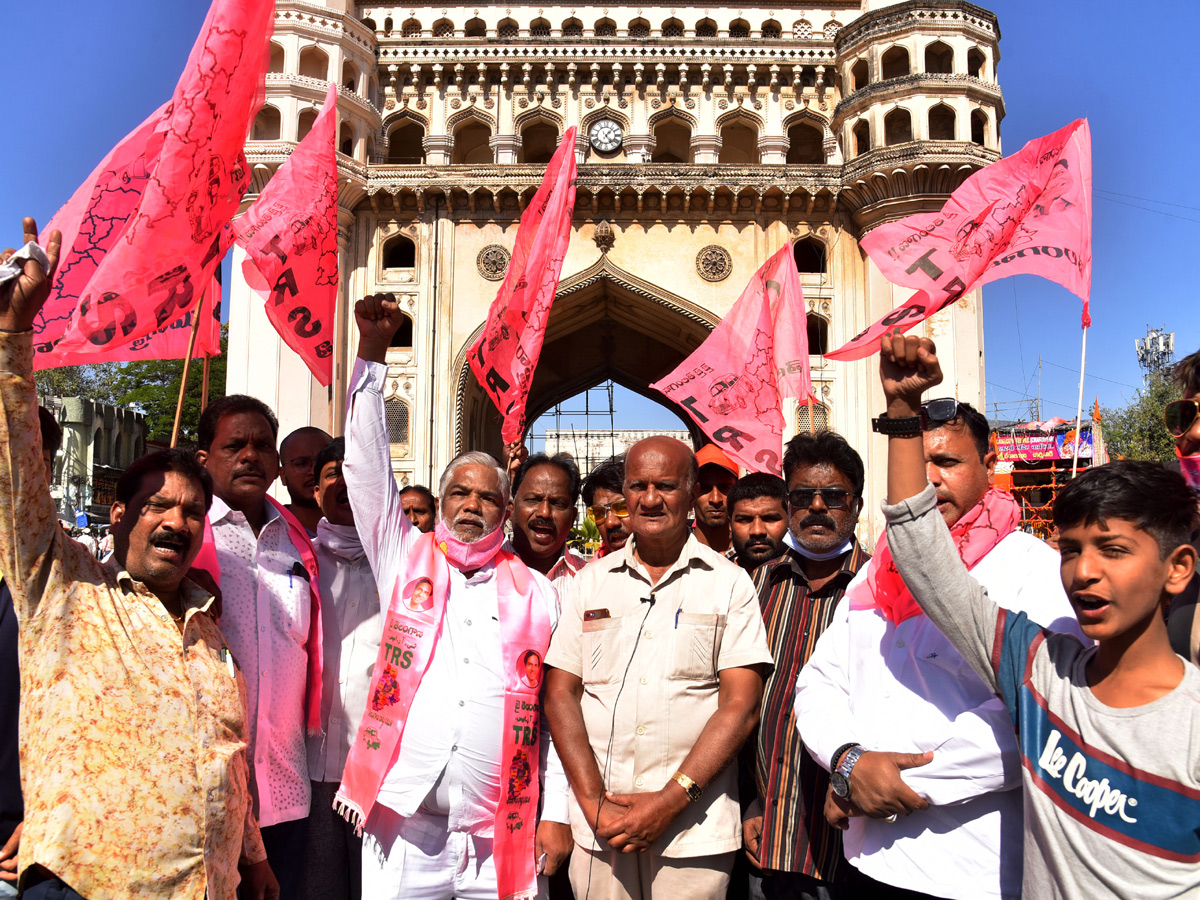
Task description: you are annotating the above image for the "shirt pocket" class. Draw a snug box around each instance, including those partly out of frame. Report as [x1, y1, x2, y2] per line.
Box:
[669, 613, 726, 682]
[582, 616, 625, 686]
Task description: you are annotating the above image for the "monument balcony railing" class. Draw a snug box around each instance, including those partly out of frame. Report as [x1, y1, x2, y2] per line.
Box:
[265, 73, 382, 121]
[833, 73, 1003, 119]
[373, 42, 841, 66]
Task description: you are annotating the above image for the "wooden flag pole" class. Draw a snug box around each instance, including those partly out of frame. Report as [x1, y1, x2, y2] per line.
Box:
[169, 293, 207, 448]
[1071, 326, 1089, 477]
[807, 396, 816, 434]
[200, 354, 212, 411]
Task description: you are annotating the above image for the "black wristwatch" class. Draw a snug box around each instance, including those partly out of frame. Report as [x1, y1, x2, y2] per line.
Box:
[871, 413, 922, 436]
[831, 745, 865, 799]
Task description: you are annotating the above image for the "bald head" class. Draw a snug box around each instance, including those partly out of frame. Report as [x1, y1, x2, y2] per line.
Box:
[624, 437, 698, 547]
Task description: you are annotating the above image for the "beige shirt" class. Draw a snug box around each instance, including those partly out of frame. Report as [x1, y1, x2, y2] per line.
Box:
[545, 533, 772, 857]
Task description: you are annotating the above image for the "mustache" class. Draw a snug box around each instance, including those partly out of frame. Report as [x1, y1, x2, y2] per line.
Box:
[527, 517, 555, 530]
[799, 514, 837, 530]
[452, 512, 485, 529]
[233, 464, 265, 478]
[150, 530, 189, 551]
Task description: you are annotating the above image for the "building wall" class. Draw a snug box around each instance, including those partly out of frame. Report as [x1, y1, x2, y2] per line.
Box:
[228, 0, 1005, 537]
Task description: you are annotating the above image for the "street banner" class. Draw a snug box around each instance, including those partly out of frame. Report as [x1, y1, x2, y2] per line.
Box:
[651, 245, 818, 475]
[827, 118, 1092, 361]
[468, 127, 578, 442]
[993, 427, 1094, 463]
[33, 0, 274, 369]
[233, 83, 339, 386]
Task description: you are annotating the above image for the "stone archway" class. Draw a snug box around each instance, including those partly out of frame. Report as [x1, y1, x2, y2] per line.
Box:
[454, 256, 718, 458]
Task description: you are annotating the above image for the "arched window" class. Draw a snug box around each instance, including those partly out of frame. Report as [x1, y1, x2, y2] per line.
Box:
[498, 18, 519, 39]
[433, 19, 455, 37]
[362, 17, 377, 31]
[400, 18, 421, 37]
[729, 19, 751, 38]
[339, 122, 354, 157]
[853, 120, 871, 156]
[925, 41, 953, 75]
[453, 120, 493, 164]
[881, 46, 910, 80]
[793, 20, 813, 40]
[968, 48, 986, 79]
[662, 18, 684, 38]
[93, 429, 103, 467]
[383, 17, 393, 35]
[628, 19, 650, 39]
[762, 21, 782, 39]
[385, 398, 411, 445]
[823, 21, 840, 40]
[388, 120, 426, 163]
[252, 105, 281, 141]
[786, 122, 824, 164]
[383, 234, 416, 269]
[562, 18, 583, 37]
[884, 108, 913, 145]
[342, 60, 359, 93]
[464, 17, 486, 37]
[594, 18, 616, 37]
[971, 109, 988, 146]
[807, 314, 829, 354]
[298, 46, 329, 81]
[651, 118, 691, 163]
[928, 104, 956, 141]
[851, 59, 869, 91]
[719, 122, 758, 164]
[695, 18, 718, 38]
[797, 401, 830, 433]
[297, 108, 317, 141]
[520, 121, 559, 164]
[530, 18, 551, 37]
[389, 313, 414, 348]
[269, 42, 285, 74]
[793, 237, 826, 274]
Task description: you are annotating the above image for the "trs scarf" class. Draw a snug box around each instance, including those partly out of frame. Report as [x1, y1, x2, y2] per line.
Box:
[336, 524, 550, 900]
[850, 488, 1020, 625]
[1177, 446, 1200, 497]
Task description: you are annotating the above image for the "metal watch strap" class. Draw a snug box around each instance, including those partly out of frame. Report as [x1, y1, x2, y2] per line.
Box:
[831, 742, 860, 773]
[871, 413, 922, 436]
[671, 771, 703, 802]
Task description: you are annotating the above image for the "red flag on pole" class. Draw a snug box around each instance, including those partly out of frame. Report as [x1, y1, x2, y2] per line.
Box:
[468, 127, 578, 442]
[33, 0, 273, 369]
[651, 245, 817, 475]
[827, 118, 1093, 361]
[232, 83, 340, 386]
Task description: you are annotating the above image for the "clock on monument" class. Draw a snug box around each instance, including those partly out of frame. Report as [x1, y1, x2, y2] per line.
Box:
[589, 119, 623, 153]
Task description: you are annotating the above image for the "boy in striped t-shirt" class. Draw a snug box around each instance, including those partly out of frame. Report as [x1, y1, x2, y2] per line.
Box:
[874, 331, 1200, 900]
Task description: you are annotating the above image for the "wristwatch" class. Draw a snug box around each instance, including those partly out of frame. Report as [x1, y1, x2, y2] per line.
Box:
[831, 745, 866, 799]
[671, 771, 703, 802]
[871, 413, 921, 436]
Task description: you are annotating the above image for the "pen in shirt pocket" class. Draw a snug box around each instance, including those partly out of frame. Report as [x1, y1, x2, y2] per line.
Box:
[220, 648, 236, 680]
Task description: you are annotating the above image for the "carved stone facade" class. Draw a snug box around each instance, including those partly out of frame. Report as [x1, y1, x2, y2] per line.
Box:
[228, 0, 1004, 536]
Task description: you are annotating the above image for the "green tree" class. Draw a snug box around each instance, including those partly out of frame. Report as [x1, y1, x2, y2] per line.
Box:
[35, 363, 121, 404]
[1101, 372, 1178, 462]
[109, 325, 229, 446]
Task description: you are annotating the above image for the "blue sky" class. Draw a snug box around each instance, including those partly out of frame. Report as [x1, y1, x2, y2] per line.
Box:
[3, 0, 1195, 438]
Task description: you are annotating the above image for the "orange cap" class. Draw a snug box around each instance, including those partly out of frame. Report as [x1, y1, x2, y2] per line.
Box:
[695, 444, 739, 476]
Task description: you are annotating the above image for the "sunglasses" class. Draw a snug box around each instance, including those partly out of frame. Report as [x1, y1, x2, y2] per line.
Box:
[1164, 399, 1200, 437]
[921, 398, 965, 431]
[586, 497, 629, 523]
[787, 488, 854, 510]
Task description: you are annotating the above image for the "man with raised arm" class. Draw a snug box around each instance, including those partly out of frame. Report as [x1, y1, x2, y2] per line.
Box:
[340, 292, 571, 900]
[0, 219, 274, 900]
[544, 436, 772, 900]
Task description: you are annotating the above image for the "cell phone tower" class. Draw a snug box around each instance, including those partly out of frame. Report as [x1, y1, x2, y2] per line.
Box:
[1135, 324, 1175, 385]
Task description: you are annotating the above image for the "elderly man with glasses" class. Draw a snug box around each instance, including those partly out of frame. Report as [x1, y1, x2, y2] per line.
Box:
[794, 401, 1081, 900]
[1166, 348, 1200, 666]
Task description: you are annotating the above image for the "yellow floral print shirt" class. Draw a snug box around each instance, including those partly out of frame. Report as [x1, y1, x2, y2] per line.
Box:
[0, 331, 265, 900]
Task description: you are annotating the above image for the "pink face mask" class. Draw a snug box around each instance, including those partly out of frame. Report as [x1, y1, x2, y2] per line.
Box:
[434, 518, 507, 571]
[1177, 445, 1200, 494]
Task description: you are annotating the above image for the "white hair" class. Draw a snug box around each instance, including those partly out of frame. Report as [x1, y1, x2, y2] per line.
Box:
[438, 451, 510, 506]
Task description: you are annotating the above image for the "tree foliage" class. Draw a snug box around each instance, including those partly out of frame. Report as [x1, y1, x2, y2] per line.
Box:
[1100, 373, 1178, 463]
[35, 364, 121, 405]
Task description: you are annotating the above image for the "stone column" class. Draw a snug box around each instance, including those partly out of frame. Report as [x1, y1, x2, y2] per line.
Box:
[691, 134, 721, 164]
[758, 135, 788, 164]
[490, 134, 521, 164]
[423, 135, 452, 165]
[623, 134, 655, 163]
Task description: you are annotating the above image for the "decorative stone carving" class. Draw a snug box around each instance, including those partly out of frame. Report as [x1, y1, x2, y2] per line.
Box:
[594, 219, 615, 254]
[695, 245, 732, 282]
[477, 245, 511, 280]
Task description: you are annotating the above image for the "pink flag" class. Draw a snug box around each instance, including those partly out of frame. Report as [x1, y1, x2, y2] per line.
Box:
[33, 0, 273, 369]
[232, 83, 339, 386]
[827, 118, 1092, 361]
[468, 127, 578, 442]
[98, 273, 222, 364]
[651, 245, 817, 475]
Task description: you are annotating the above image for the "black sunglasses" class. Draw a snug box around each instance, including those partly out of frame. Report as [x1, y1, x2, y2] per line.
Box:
[921, 398, 965, 431]
[1165, 399, 1200, 437]
[787, 488, 854, 510]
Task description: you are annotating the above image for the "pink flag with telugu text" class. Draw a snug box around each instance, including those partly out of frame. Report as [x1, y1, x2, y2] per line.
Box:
[232, 83, 339, 386]
[827, 118, 1092, 361]
[651, 245, 817, 476]
[96, 273, 222, 363]
[468, 127, 578, 442]
[33, 0, 273, 369]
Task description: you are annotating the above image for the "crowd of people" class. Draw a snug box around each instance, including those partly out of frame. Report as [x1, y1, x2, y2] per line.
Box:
[0, 219, 1198, 900]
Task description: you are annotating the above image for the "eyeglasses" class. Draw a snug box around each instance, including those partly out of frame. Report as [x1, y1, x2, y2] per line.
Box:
[1164, 399, 1200, 437]
[284, 456, 314, 471]
[586, 497, 629, 522]
[920, 398, 965, 431]
[787, 488, 853, 510]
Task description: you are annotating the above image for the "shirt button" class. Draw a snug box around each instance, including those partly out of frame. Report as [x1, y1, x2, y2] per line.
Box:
[466, 618, 472, 625]
[463, 657, 469, 664]
[639, 677, 648, 685]
[451, 744, 458, 752]
[635, 776, 644, 787]
[897, 640, 905, 648]
[261, 670, 268, 676]
[260, 626, 266, 632]
[645, 630, 653, 640]
[636, 726, 645, 736]
[459, 700, 465, 707]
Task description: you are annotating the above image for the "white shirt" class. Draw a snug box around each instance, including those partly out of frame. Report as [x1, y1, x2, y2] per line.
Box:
[344, 357, 570, 834]
[794, 528, 1084, 900]
[210, 496, 312, 826]
[306, 520, 383, 783]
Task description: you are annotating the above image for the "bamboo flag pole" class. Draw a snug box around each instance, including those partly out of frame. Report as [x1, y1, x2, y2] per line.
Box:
[807, 395, 816, 434]
[1071, 326, 1089, 477]
[169, 292, 207, 448]
[200, 354, 212, 411]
